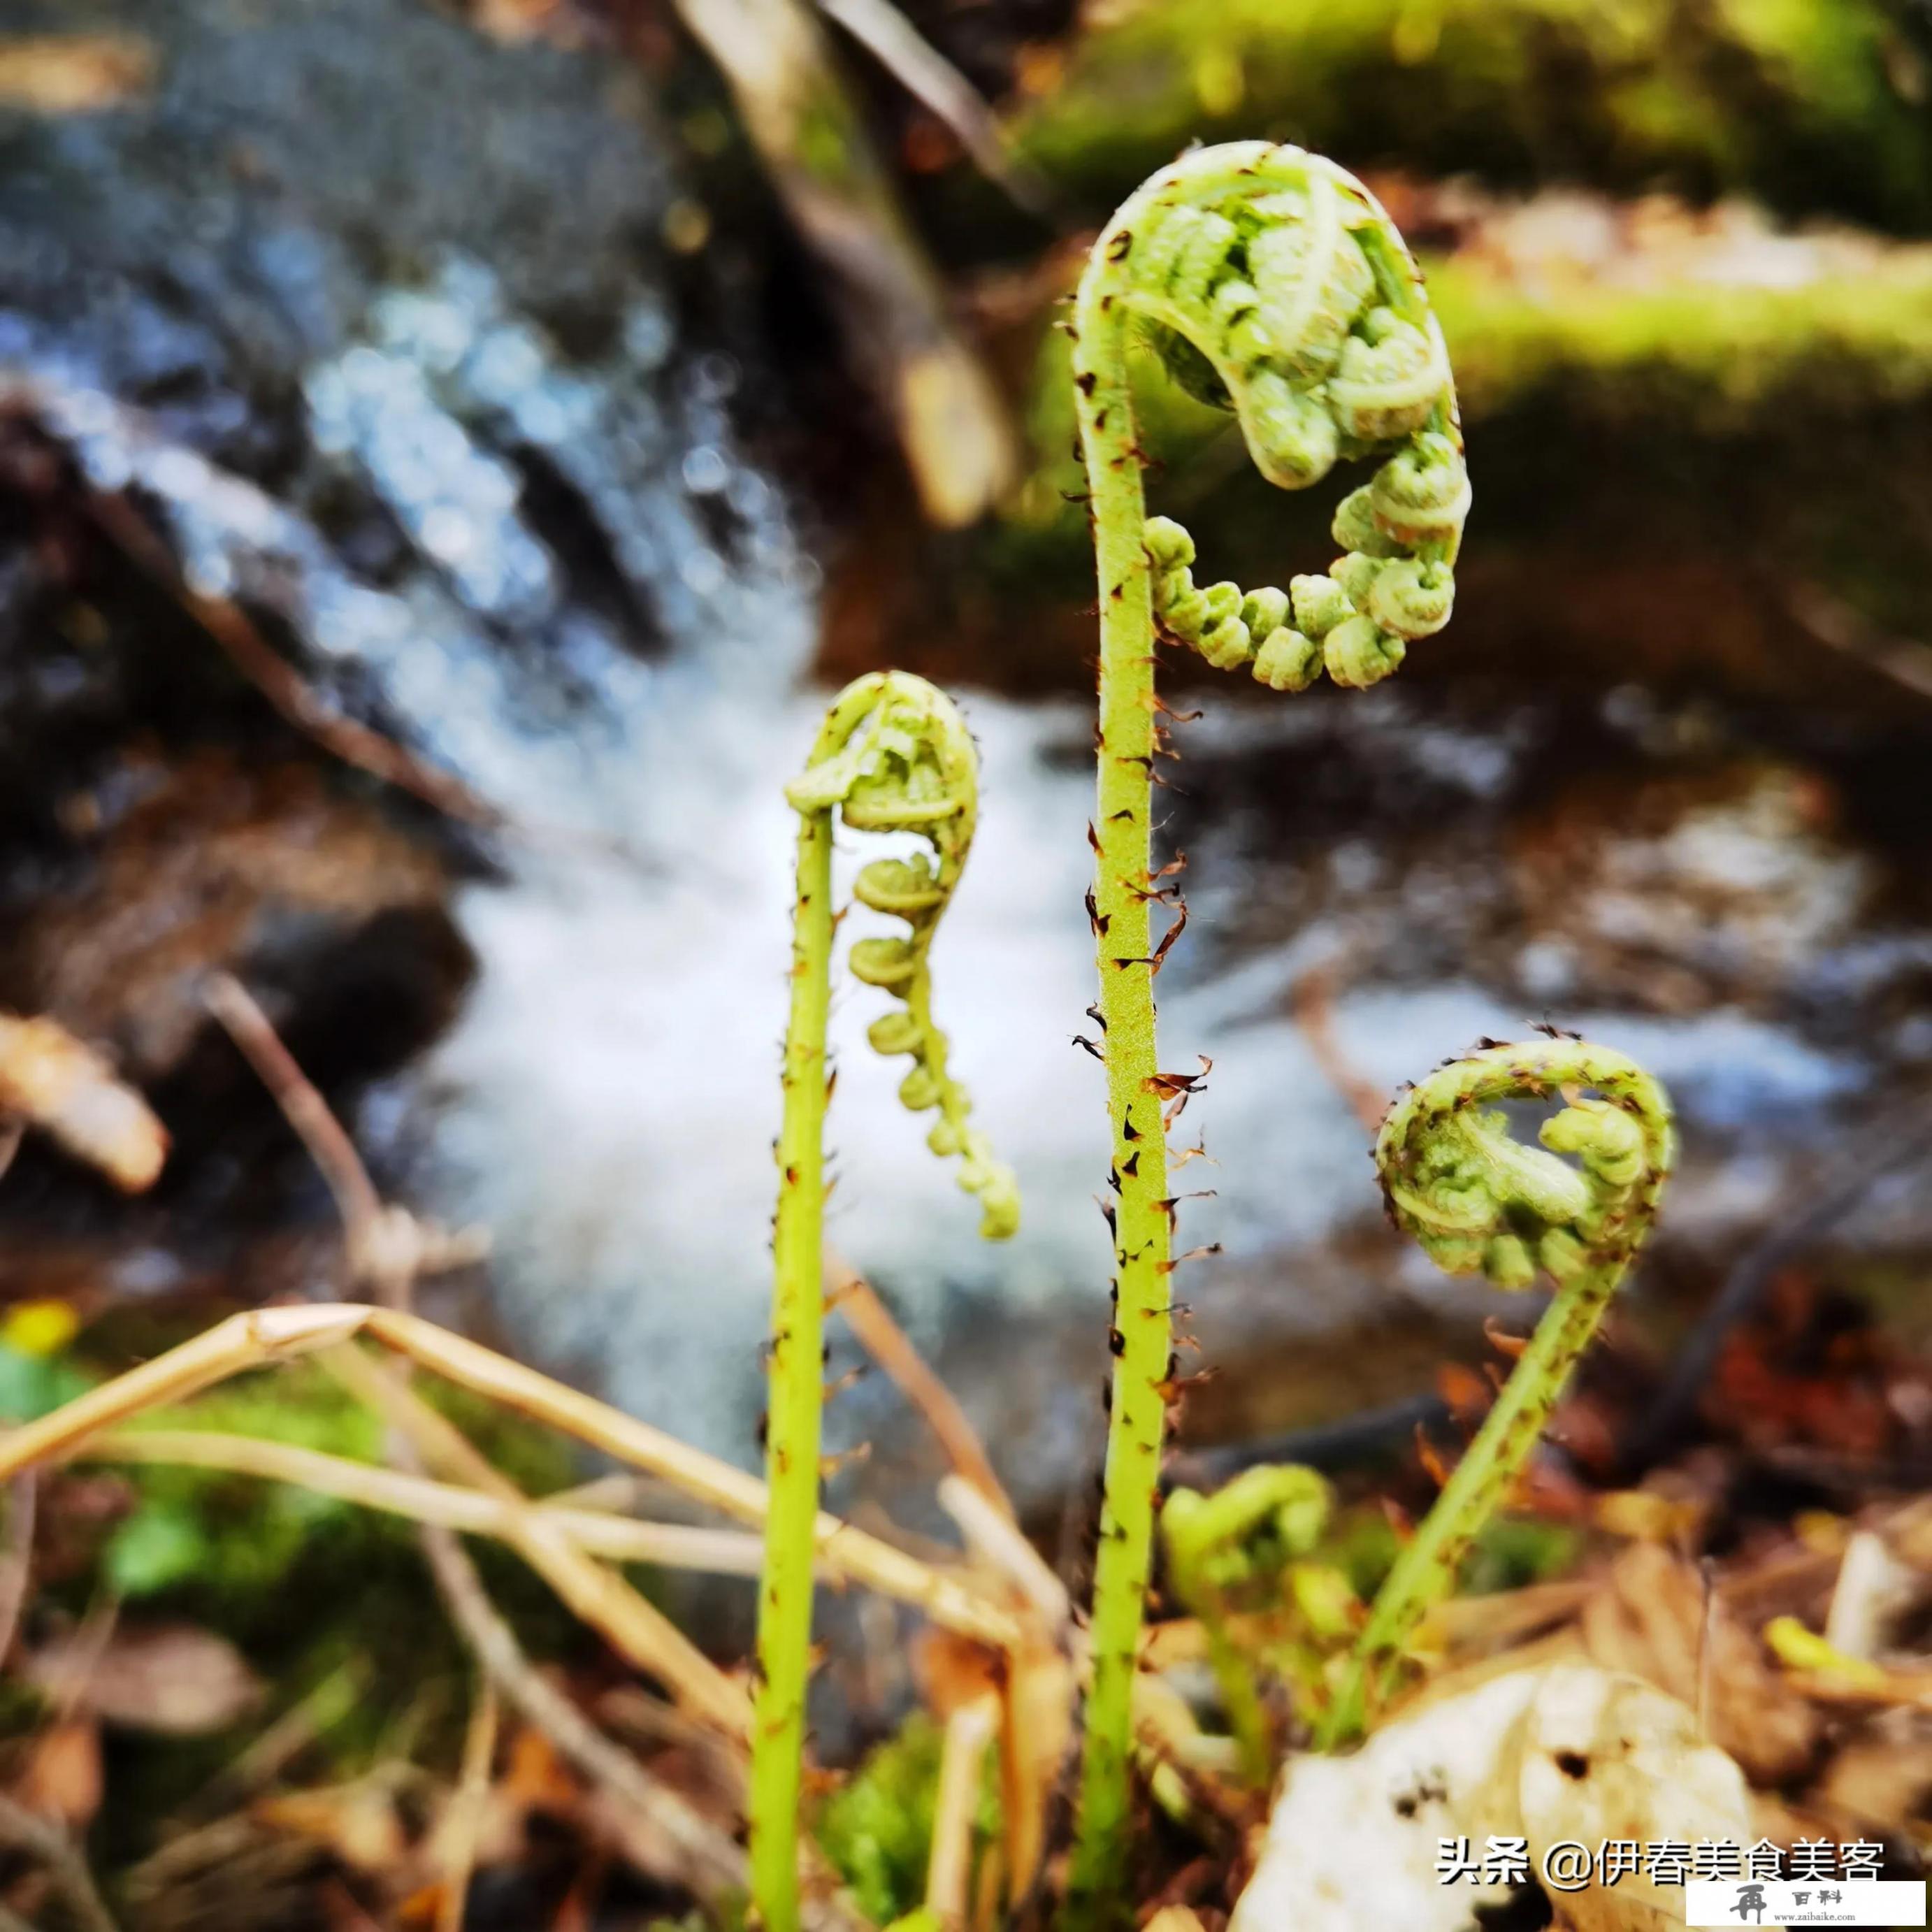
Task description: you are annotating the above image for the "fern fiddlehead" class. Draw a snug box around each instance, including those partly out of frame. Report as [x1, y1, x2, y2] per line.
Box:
[1069, 142, 1467, 1912]
[1162, 1464, 1330, 1787]
[786, 674, 1021, 1245]
[1322, 1037, 1674, 1744]
[1122, 147, 1469, 695]
[754, 672, 1017, 1932]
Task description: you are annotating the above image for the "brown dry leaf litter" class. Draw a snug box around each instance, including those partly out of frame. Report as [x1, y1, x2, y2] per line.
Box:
[0, 1011, 167, 1190]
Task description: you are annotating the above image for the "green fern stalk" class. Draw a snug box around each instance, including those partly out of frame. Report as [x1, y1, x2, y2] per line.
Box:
[752, 672, 1018, 1932]
[1068, 141, 1469, 1913]
[752, 793, 835, 1932]
[1323, 1037, 1675, 1745]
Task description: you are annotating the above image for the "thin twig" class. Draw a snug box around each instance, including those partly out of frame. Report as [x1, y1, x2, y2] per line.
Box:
[595, 1685, 748, 1796]
[924, 1694, 997, 1928]
[203, 975, 487, 1304]
[937, 1475, 1068, 1636]
[1290, 960, 1386, 1132]
[205, 974, 742, 1728]
[203, 975, 383, 1255]
[0, 1304, 1018, 1648]
[86, 489, 501, 828]
[542, 1471, 658, 1513]
[0, 1792, 119, 1932]
[828, 1256, 1010, 1514]
[324, 1345, 754, 1740]
[85, 1429, 770, 1575]
[1782, 579, 1932, 704]
[812, 0, 1050, 213]
[670, 0, 1016, 527]
[435, 1678, 498, 1932]
[0, 1474, 37, 1666]
[416, 1524, 753, 1911]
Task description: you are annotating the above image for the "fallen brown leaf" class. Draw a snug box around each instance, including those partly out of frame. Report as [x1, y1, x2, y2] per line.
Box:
[1580, 1542, 1819, 1784]
[25, 1622, 262, 1734]
[257, 1782, 410, 1877]
[1813, 1724, 1932, 1832]
[0, 1012, 167, 1190]
[1000, 1635, 1075, 1903]
[15, 1717, 102, 1828]
[497, 1725, 579, 1815]
[914, 1626, 1004, 1720]
[916, 1622, 1074, 1907]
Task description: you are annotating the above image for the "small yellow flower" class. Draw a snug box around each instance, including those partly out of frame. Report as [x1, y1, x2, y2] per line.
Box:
[1, 1298, 80, 1359]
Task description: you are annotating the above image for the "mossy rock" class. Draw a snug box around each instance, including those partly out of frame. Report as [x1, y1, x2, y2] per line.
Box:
[1007, 0, 1932, 234]
[1428, 244, 1932, 428]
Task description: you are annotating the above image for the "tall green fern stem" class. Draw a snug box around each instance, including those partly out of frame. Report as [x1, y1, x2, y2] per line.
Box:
[1068, 142, 1469, 1917]
[1322, 1038, 1675, 1745]
[752, 673, 1018, 1932]
[1071, 257, 1172, 1917]
[752, 798, 835, 1932]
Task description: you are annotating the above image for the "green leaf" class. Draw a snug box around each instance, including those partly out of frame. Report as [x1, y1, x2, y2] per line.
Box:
[106, 1501, 210, 1598]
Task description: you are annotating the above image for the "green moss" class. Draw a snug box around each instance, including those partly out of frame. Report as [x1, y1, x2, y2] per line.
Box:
[104, 1362, 394, 1610]
[1320, 1508, 1406, 1603]
[124, 1359, 386, 1457]
[1428, 250, 1932, 428]
[0, 1342, 94, 1424]
[40, 1335, 579, 1629]
[816, 1717, 946, 1926]
[1461, 1517, 1585, 1595]
[1298, 1501, 1580, 1617]
[414, 1375, 582, 1501]
[1008, 0, 1932, 233]
[82, 1356, 593, 1868]
[814, 1714, 1000, 1926]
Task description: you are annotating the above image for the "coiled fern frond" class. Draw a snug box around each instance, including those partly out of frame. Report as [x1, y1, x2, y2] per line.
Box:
[1092, 143, 1471, 690]
[1163, 1464, 1332, 1786]
[1325, 1037, 1673, 1743]
[785, 671, 1018, 1239]
[1377, 1037, 1673, 1292]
